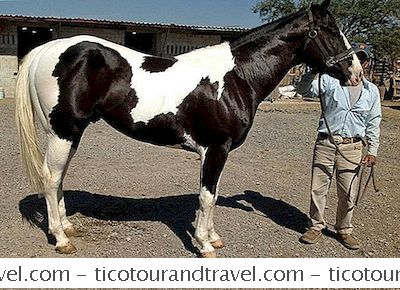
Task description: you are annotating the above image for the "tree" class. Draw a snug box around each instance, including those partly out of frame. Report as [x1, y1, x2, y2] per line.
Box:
[252, 0, 400, 60]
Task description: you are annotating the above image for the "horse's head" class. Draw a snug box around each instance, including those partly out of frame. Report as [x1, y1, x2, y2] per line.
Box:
[301, 0, 363, 85]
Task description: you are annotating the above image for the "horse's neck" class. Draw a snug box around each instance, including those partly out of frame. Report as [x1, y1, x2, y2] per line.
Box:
[231, 17, 307, 105]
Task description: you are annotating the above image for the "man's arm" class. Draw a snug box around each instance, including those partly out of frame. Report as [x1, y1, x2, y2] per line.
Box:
[363, 85, 382, 166]
[296, 72, 330, 98]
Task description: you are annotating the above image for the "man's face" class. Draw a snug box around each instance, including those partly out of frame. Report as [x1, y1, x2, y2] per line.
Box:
[355, 51, 370, 70]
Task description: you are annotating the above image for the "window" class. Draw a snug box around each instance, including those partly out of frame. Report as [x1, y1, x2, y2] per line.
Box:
[0, 34, 16, 45]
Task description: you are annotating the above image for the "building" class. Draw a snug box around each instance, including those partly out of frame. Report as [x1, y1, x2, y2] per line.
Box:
[0, 15, 247, 98]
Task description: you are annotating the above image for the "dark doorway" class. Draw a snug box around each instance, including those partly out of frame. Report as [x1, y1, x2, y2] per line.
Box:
[18, 27, 52, 59]
[221, 34, 240, 43]
[125, 32, 155, 54]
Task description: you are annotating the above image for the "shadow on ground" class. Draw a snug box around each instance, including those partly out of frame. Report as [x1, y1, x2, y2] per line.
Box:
[220, 190, 309, 234]
[19, 190, 308, 254]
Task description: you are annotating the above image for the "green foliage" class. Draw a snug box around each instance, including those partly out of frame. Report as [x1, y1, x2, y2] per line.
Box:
[252, 0, 298, 22]
[252, 0, 400, 60]
[368, 28, 400, 60]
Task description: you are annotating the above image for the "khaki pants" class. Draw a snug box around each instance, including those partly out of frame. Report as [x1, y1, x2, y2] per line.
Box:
[309, 138, 363, 234]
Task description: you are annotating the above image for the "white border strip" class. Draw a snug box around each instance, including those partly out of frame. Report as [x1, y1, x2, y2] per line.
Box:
[1, 258, 399, 288]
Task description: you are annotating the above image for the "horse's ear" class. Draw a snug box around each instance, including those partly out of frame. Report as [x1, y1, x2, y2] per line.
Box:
[311, 0, 330, 14]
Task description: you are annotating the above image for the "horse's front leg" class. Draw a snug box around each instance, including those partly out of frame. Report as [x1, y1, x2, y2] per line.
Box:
[208, 202, 225, 249]
[195, 143, 230, 258]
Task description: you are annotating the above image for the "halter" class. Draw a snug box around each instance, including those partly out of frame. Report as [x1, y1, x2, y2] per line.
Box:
[304, 9, 354, 68]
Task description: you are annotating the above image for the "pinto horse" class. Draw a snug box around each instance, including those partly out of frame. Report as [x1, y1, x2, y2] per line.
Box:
[15, 0, 362, 257]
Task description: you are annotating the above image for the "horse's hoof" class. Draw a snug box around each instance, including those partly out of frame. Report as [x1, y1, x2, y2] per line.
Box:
[64, 227, 81, 237]
[200, 251, 217, 258]
[211, 239, 224, 249]
[55, 242, 77, 254]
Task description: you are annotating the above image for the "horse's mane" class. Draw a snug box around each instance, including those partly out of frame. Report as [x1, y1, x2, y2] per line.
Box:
[230, 8, 307, 49]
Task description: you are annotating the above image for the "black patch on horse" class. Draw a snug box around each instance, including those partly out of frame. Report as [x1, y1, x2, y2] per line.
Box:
[174, 73, 255, 149]
[121, 112, 186, 146]
[141, 56, 177, 73]
[50, 41, 137, 143]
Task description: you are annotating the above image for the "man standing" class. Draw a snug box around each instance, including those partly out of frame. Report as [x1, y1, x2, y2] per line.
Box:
[297, 48, 382, 250]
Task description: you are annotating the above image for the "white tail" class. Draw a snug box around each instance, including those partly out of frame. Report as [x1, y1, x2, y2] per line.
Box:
[15, 49, 45, 193]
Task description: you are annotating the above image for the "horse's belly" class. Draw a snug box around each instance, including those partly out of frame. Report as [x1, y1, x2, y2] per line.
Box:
[101, 106, 187, 147]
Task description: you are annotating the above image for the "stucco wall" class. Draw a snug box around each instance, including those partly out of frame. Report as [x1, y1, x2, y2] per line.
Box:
[0, 22, 17, 55]
[0, 55, 18, 98]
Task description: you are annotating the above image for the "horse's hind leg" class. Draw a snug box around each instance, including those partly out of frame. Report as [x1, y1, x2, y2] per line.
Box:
[195, 143, 229, 258]
[42, 135, 77, 254]
[57, 147, 79, 237]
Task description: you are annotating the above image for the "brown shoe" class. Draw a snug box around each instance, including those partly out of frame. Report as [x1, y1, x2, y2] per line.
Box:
[300, 229, 322, 244]
[338, 233, 360, 250]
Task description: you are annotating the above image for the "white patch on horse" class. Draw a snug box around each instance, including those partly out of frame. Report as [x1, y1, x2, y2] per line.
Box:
[129, 42, 235, 124]
[164, 133, 200, 151]
[340, 30, 362, 76]
[340, 30, 352, 50]
[196, 186, 215, 253]
[182, 133, 198, 151]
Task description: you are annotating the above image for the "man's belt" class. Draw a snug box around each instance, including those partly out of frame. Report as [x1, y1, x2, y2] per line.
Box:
[318, 133, 363, 144]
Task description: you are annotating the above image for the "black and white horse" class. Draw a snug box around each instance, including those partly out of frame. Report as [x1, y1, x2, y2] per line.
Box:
[15, 0, 362, 257]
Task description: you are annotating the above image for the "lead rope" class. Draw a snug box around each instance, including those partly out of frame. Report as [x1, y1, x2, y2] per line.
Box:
[317, 75, 379, 206]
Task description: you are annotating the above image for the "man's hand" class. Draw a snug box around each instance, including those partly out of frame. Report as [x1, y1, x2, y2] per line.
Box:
[362, 154, 377, 167]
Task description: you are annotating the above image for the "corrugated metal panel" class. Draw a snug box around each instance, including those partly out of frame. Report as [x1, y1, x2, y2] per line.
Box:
[0, 14, 249, 33]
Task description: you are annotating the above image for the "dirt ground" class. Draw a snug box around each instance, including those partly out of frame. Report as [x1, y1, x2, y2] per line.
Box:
[0, 98, 399, 258]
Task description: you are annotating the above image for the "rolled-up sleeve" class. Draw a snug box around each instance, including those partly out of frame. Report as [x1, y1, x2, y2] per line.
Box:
[296, 73, 328, 98]
[365, 86, 382, 156]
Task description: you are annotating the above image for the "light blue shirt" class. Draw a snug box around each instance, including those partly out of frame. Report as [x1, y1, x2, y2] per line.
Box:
[297, 74, 381, 156]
